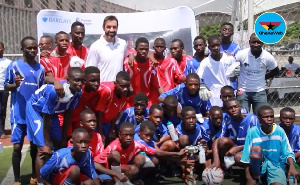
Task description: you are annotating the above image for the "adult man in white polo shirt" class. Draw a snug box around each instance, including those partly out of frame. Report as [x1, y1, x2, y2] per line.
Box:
[85, 15, 127, 82]
[236, 33, 279, 114]
[0, 42, 11, 139]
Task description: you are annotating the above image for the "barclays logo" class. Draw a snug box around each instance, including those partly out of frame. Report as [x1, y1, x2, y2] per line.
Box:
[42, 17, 48, 22]
[42, 16, 71, 24]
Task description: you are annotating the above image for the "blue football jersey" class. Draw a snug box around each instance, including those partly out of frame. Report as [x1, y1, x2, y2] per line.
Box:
[176, 122, 206, 145]
[241, 125, 295, 173]
[134, 133, 156, 149]
[160, 83, 211, 116]
[224, 113, 259, 146]
[135, 122, 168, 142]
[117, 107, 149, 129]
[29, 81, 81, 115]
[40, 147, 98, 182]
[202, 113, 229, 148]
[220, 42, 241, 56]
[184, 58, 201, 76]
[4, 58, 44, 124]
[279, 123, 300, 153]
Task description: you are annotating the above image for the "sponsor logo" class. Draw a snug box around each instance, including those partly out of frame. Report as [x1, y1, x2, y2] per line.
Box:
[76, 17, 92, 26]
[42, 16, 71, 24]
[254, 12, 286, 44]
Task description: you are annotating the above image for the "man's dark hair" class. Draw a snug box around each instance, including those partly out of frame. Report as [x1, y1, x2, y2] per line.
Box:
[208, 35, 221, 45]
[40, 35, 53, 41]
[134, 92, 148, 103]
[223, 98, 240, 109]
[257, 105, 273, 117]
[209, 106, 223, 115]
[221, 85, 234, 93]
[71, 21, 85, 30]
[154, 38, 166, 45]
[171, 39, 184, 48]
[149, 104, 163, 114]
[80, 109, 95, 121]
[186, 73, 200, 81]
[221, 22, 234, 29]
[140, 121, 155, 132]
[116, 71, 130, 81]
[193, 36, 206, 44]
[0, 42, 4, 48]
[84, 66, 100, 76]
[120, 122, 134, 131]
[21, 36, 36, 48]
[68, 67, 83, 77]
[55, 31, 69, 41]
[181, 106, 195, 118]
[135, 37, 149, 48]
[163, 95, 178, 105]
[72, 128, 89, 138]
[103, 15, 118, 27]
[280, 107, 295, 115]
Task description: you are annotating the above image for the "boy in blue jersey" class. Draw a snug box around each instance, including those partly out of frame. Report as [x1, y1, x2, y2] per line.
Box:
[176, 106, 207, 148]
[135, 104, 176, 152]
[26, 67, 84, 184]
[40, 128, 100, 185]
[220, 22, 241, 56]
[241, 105, 299, 185]
[211, 98, 259, 169]
[185, 36, 207, 75]
[159, 73, 211, 118]
[279, 107, 300, 166]
[117, 92, 149, 131]
[161, 95, 181, 126]
[4, 36, 45, 184]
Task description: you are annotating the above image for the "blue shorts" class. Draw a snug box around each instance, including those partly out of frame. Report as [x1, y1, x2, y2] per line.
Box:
[261, 160, 287, 185]
[102, 122, 111, 139]
[11, 123, 26, 144]
[99, 173, 112, 181]
[26, 104, 62, 146]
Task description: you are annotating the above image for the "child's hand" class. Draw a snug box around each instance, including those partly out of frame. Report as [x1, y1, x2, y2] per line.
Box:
[14, 75, 23, 87]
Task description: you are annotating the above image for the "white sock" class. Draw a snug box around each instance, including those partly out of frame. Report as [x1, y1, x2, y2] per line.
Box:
[111, 165, 122, 173]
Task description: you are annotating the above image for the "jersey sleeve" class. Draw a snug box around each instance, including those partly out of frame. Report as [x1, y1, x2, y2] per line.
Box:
[41, 86, 58, 114]
[266, 53, 278, 71]
[85, 43, 99, 67]
[94, 143, 113, 164]
[95, 87, 110, 112]
[201, 120, 210, 142]
[4, 62, 15, 87]
[196, 61, 205, 79]
[172, 59, 185, 83]
[68, 94, 81, 110]
[40, 58, 53, 73]
[200, 100, 211, 116]
[117, 109, 130, 129]
[280, 129, 296, 163]
[137, 141, 156, 155]
[159, 84, 183, 98]
[81, 150, 98, 180]
[240, 129, 252, 164]
[160, 124, 168, 136]
[40, 152, 59, 180]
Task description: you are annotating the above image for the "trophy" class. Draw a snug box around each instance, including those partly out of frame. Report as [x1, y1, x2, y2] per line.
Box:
[184, 145, 199, 185]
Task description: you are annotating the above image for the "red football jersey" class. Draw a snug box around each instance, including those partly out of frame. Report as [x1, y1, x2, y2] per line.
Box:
[176, 55, 193, 74]
[66, 42, 89, 61]
[94, 138, 156, 166]
[40, 51, 71, 79]
[156, 56, 184, 92]
[96, 82, 128, 123]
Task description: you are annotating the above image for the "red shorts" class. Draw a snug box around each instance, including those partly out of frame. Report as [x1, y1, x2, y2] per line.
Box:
[53, 165, 90, 185]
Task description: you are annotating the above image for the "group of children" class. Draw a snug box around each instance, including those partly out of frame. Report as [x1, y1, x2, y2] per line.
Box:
[2, 20, 300, 185]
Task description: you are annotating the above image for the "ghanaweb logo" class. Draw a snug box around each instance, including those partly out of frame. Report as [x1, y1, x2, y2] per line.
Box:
[254, 12, 286, 44]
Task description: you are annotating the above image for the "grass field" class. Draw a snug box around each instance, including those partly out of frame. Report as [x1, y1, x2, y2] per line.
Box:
[0, 147, 299, 185]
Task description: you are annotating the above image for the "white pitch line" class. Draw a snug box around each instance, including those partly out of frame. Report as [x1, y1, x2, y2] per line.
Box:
[1, 144, 30, 185]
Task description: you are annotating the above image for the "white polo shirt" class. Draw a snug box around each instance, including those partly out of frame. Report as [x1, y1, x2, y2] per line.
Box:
[236, 48, 277, 92]
[85, 35, 127, 82]
[0, 57, 12, 90]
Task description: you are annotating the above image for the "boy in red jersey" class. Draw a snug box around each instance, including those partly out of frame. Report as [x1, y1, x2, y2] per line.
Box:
[40, 31, 71, 79]
[94, 122, 186, 183]
[67, 21, 89, 61]
[170, 39, 193, 74]
[124, 37, 164, 106]
[96, 71, 131, 143]
[68, 66, 101, 137]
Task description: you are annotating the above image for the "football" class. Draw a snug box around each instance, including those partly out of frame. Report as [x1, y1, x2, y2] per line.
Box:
[202, 167, 224, 185]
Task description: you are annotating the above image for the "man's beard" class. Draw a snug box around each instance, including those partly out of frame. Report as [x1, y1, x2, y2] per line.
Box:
[105, 31, 116, 39]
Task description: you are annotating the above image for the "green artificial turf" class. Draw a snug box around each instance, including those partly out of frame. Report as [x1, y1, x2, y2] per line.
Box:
[0, 147, 13, 182]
